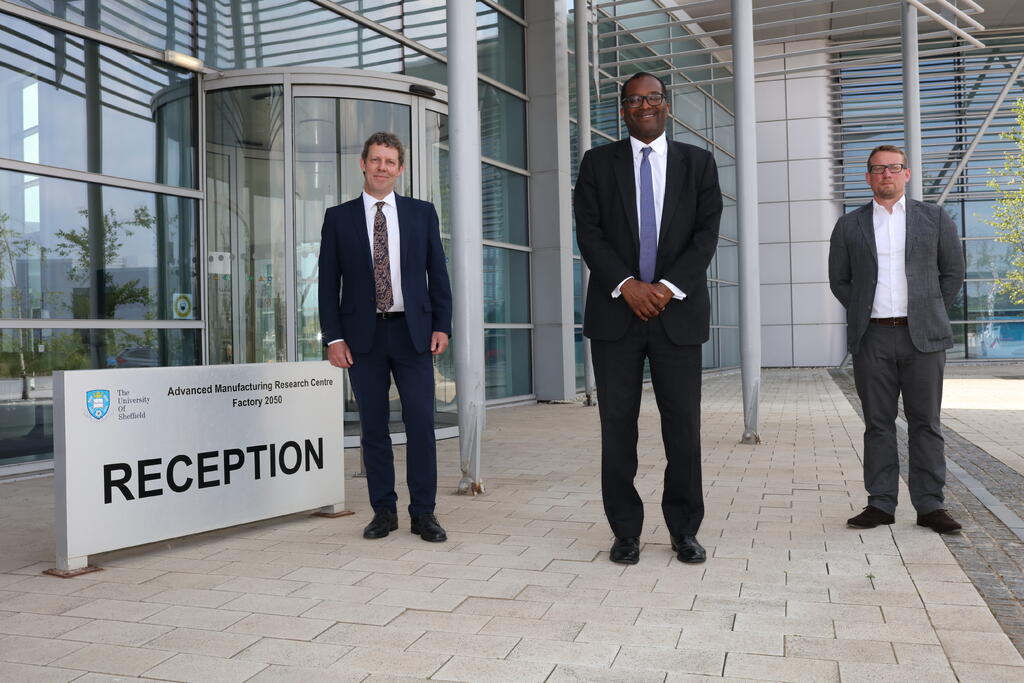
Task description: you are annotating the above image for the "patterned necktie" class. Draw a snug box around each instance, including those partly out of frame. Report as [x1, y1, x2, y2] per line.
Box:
[372, 201, 393, 312]
[638, 146, 657, 283]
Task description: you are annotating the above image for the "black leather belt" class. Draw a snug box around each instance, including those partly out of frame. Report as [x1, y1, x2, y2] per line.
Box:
[870, 317, 908, 326]
[376, 311, 405, 319]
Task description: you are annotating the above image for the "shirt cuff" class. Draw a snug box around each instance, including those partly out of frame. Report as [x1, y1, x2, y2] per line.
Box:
[327, 339, 344, 345]
[611, 277, 633, 298]
[659, 279, 686, 300]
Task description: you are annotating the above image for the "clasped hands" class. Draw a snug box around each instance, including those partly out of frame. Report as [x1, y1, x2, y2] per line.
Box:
[621, 279, 672, 321]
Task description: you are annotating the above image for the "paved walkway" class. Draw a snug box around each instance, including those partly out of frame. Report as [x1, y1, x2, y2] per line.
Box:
[1, 367, 1023, 682]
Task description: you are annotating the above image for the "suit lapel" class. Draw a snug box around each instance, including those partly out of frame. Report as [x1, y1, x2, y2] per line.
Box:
[394, 193, 410, 270]
[352, 197, 373, 273]
[613, 141, 641, 254]
[904, 198, 922, 261]
[857, 203, 877, 266]
[658, 142, 686, 262]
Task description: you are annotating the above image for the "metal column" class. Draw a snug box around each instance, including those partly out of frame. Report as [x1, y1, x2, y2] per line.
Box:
[574, 0, 596, 406]
[902, 1, 924, 200]
[733, 0, 761, 445]
[447, 1, 486, 494]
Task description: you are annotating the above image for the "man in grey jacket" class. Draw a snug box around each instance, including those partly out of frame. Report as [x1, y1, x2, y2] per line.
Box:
[828, 144, 965, 534]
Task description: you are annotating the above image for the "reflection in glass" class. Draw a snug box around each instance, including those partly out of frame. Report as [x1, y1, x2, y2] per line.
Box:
[0, 171, 198, 325]
[201, 0, 447, 78]
[479, 83, 526, 168]
[719, 327, 740, 367]
[573, 260, 583, 325]
[485, 328, 531, 399]
[575, 328, 584, 390]
[206, 86, 287, 365]
[477, 3, 525, 91]
[965, 239, 1014, 280]
[717, 239, 738, 282]
[482, 164, 528, 244]
[719, 284, 739, 326]
[425, 110, 456, 423]
[720, 201, 737, 240]
[0, 13, 196, 187]
[483, 247, 530, 324]
[0, 327, 199, 465]
[965, 321, 1024, 360]
[292, 97, 412, 364]
[964, 280, 1024, 321]
[7, 0, 194, 56]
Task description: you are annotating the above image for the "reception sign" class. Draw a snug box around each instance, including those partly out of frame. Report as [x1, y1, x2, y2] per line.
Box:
[52, 361, 346, 573]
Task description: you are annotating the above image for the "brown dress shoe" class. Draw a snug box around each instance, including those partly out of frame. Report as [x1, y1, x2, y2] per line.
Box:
[847, 506, 895, 529]
[917, 509, 962, 534]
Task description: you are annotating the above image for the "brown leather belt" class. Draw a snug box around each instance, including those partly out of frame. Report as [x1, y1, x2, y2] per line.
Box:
[870, 317, 908, 326]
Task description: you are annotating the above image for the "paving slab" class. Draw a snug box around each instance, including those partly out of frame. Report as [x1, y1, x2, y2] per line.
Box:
[1, 367, 1023, 679]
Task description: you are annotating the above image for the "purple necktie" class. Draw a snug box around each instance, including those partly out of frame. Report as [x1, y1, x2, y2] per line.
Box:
[638, 146, 657, 283]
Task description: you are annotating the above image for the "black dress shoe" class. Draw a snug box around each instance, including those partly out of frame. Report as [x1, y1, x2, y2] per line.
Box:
[671, 535, 706, 564]
[610, 537, 640, 565]
[363, 510, 398, 539]
[410, 513, 447, 542]
[917, 509, 962, 534]
[847, 505, 895, 529]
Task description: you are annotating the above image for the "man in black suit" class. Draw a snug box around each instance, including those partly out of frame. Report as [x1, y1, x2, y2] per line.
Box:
[319, 131, 453, 542]
[574, 73, 722, 564]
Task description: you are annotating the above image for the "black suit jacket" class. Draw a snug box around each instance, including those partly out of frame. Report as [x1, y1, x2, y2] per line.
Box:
[318, 193, 452, 354]
[574, 139, 722, 345]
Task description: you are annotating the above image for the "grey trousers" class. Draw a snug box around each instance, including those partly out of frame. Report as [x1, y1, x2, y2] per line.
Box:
[852, 324, 947, 515]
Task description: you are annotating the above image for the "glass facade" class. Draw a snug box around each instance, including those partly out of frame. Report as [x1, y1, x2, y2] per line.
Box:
[836, 33, 1024, 359]
[568, 2, 740, 387]
[0, 1, 531, 467]
[1, 7, 201, 465]
[5, 2, 1019, 468]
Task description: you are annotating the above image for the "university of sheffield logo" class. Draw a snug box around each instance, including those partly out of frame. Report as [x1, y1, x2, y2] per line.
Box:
[87, 389, 110, 420]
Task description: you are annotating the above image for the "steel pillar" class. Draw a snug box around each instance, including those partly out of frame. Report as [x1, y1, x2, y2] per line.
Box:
[902, 1, 924, 200]
[574, 0, 597, 405]
[447, 1, 485, 494]
[732, 0, 761, 445]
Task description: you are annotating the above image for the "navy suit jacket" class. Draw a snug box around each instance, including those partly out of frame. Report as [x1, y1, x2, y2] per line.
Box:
[318, 193, 453, 354]
[574, 139, 722, 345]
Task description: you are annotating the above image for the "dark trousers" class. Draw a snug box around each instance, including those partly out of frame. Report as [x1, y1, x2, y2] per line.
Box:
[591, 317, 704, 539]
[347, 317, 437, 517]
[852, 324, 946, 515]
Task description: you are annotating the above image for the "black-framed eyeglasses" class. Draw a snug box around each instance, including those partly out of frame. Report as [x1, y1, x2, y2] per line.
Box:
[868, 163, 906, 174]
[621, 93, 666, 108]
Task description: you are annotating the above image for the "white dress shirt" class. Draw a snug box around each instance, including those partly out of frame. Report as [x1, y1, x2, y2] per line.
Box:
[612, 132, 685, 300]
[327, 191, 405, 346]
[871, 194, 908, 318]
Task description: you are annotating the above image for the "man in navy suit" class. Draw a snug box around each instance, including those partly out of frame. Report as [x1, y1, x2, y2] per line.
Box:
[319, 131, 453, 542]
[575, 73, 722, 565]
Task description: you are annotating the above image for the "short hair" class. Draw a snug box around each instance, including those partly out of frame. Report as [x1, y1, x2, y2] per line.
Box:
[620, 72, 668, 102]
[361, 131, 405, 167]
[867, 144, 907, 171]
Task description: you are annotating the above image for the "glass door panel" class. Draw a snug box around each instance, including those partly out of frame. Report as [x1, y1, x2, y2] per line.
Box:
[206, 85, 287, 364]
[423, 109, 456, 424]
[293, 97, 412, 362]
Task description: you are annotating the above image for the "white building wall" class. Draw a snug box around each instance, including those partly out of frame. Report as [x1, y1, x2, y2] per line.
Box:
[754, 40, 847, 367]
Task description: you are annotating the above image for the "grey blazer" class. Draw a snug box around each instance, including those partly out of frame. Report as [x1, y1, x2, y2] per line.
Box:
[828, 199, 965, 354]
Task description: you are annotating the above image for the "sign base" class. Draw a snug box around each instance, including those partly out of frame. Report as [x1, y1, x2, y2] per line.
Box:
[43, 566, 103, 579]
[313, 504, 354, 518]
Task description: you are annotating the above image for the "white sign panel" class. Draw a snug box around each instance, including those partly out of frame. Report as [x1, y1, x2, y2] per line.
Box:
[53, 361, 345, 572]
